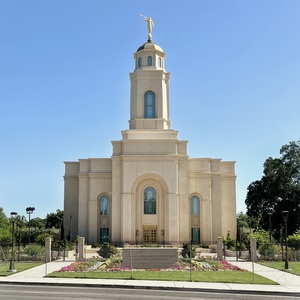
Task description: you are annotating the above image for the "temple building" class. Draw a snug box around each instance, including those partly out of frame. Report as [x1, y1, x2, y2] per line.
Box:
[63, 24, 236, 245]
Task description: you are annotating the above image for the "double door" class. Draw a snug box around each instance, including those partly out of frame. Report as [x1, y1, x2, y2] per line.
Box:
[143, 225, 157, 243]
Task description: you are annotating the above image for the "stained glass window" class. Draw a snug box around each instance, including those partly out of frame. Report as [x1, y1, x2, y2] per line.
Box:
[100, 196, 109, 215]
[144, 187, 156, 214]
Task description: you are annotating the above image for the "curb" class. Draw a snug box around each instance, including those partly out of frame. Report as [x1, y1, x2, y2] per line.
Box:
[0, 280, 299, 297]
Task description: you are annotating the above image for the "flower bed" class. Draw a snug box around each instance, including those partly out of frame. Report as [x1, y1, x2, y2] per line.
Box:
[57, 258, 244, 273]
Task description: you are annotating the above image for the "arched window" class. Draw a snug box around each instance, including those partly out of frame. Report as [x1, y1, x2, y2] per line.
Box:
[100, 195, 109, 215]
[190, 195, 200, 243]
[144, 187, 156, 214]
[147, 56, 152, 66]
[191, 195, 200, 215]
[158, 57, 162, 68]
[138, 57, 142, 68]
[144, 91, 156, 118]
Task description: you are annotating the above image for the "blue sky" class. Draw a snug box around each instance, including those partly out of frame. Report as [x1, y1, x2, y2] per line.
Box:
[1, 0, 299, 219]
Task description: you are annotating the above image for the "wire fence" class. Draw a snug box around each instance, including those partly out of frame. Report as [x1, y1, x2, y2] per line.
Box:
[1, 240, 300, 263]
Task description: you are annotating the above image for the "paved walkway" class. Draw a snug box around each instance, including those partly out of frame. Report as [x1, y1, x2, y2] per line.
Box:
[0, 258, 300, 296]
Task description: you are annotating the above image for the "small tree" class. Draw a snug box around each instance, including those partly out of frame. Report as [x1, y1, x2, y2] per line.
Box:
[181, 243, 196, 258]
[98, 242, 118, 258]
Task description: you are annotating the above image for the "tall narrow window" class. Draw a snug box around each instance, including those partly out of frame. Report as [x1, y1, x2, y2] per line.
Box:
[138, 57, 142, 68]
[144, 187, 156, 214]
[144, 91, 155, 118]
[147, 56, 152, 66]
[191, 195, 200, 215]
[100, 196, 109, 215]
[158, 57, 162, 68]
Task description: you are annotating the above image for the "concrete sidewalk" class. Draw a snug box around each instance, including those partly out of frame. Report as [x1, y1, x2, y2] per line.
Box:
[229, 258, 300, 292]
[0, 258, 300, 296]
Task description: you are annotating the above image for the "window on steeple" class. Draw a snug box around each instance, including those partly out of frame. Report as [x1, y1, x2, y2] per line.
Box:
[138, 57, 142, 68]
[158, 57, 162, 68]
[147, 56, 152, 66]
[144, 91, 156, 118]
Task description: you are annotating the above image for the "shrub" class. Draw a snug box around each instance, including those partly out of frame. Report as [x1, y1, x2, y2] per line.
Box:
[98, 242, 118, 258]
[0, 245, 9, 261]
[248, 229, 270, 248]
[24, 244, 45, 261]
[258, 243, 279, 260]
[35, 232, 52, 246]
[225, 232, 236, 250]
[181, 243, 196, 258]
[287, 230, 300, 250]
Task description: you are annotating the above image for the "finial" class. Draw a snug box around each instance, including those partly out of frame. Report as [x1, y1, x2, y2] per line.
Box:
[140, 14, 154, 41]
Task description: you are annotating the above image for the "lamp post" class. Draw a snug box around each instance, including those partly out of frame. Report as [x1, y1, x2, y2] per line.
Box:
[267, 209, 273, 242]
[8, 212, 18, 272]
[26, 207, 35, 244]
[282, 210, 289, 270]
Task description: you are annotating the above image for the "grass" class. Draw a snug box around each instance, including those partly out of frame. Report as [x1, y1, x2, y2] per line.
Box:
[47, 270, 276, 285]
[259, 261, 300, 276]
[0, 262, 43, 276]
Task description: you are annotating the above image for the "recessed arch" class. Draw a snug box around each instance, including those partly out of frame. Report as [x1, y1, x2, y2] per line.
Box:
[132, 174, 169, 244]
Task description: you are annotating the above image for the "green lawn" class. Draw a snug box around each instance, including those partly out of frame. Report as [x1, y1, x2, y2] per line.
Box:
[48, 270, 276, 285]
[259, 261, 300, 276]
[0, 262, 43, 276]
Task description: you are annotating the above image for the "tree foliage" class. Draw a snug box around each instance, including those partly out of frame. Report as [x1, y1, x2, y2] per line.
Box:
[287, 229, 300, 250]
[245, 140, 300, 239]
[45, 209, 64, 229]
[0, 208, 10, 242]
[0, 208, 64, 246]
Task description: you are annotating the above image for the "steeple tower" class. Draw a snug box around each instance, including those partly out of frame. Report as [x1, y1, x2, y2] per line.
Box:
[129, 41, 170, 130]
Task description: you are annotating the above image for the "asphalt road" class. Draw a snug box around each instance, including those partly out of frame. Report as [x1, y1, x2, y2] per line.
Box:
[0, 284, 298, 300]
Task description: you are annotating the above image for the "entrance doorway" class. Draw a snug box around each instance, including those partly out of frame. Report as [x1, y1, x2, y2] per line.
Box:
[143, 225, 157, 243]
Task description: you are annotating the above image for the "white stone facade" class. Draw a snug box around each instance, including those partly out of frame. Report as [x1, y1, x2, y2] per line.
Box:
[63, 39, 236, 245]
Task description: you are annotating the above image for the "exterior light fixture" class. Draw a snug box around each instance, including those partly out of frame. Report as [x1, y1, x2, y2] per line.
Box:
[26, 207, 35, 244]
[8, 212, 18, 272]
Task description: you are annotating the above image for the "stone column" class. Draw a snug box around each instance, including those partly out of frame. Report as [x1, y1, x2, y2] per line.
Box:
[250, 237, 257, 262]
[78, 236, 85, 260]
[45, 237, 51, 263]
[217, 237, 223, 259]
